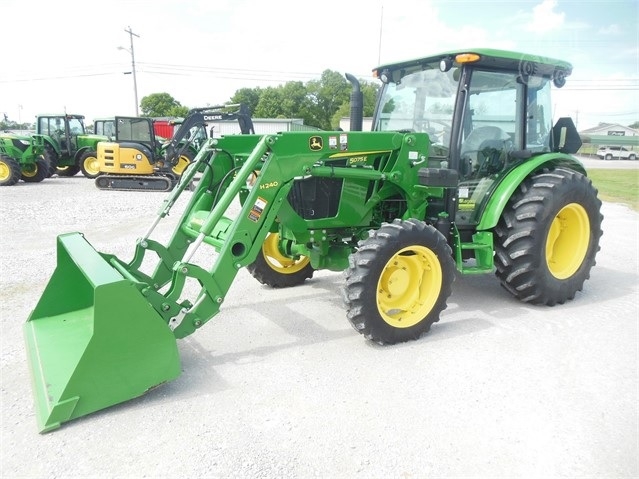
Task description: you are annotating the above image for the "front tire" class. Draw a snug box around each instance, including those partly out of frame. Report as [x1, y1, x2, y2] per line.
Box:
[0, 155, 21, 186]
[21, 157, 50, 183]
[247, 232, 314, 287]
[494, 167, 603, 305]
[344, 219, 455, 344]
[80, 150, 101, 178]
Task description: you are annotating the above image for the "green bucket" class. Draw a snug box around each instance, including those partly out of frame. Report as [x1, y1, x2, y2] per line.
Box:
[24, 232, 181, 433]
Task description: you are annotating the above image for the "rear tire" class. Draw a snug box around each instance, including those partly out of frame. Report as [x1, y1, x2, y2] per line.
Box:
[0, 155, 21, 186]
[494, 167, 603, 305]
[344, 219, 455, 344]
[80, 150, 101, 178]
[21, 157, 50, 183]
[56, 164, 80, 177]
[247, 232, 314, 287]
[43, 145, 59, 177]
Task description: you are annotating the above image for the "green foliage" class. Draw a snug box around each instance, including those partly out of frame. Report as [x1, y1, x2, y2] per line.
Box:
[144, 71, 381, 130]
[230, 87, 262, 114]
[140, 93, 188, 117]
[629, 121, 639, 129]
[305, 70, 350, 130]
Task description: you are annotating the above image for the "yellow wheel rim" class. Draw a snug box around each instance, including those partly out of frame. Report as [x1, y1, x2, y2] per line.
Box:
[0, 161, 10, 180]
[172, 155, 191, 175]
[546, 203, 590, 279]
[262, 233, 310, 274]
[83, 155, 101, 176]
[376, 245, 442, 328]
[21, 164, 38, 178]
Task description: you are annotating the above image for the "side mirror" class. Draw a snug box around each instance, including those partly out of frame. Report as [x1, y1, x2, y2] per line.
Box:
[552, 117, 582, 154]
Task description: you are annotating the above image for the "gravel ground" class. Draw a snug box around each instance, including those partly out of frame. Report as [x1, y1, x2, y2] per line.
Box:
[1, 157, 637, 478]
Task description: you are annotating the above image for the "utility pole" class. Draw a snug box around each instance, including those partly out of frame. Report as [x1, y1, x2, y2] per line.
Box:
[120, 27, 140, 116]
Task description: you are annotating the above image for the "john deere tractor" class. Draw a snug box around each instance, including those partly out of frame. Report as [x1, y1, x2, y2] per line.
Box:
[25, 49, 602, 432]
[0, 132, 50, 186]
[36, 114, 108, 178]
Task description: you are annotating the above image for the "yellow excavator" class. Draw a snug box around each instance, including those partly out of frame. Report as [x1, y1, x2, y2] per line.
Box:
[94, 104, 254, 191]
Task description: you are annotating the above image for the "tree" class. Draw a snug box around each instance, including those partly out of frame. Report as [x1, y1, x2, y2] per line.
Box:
[0, 115, 34, 131]
[227, 70, 381, 130]
[230, 87, 262, 114]
[254, 81, 310, 122]
[140, 93, 189, 117]
[629, 121, 639, 130]
[305, 70, 351, 130]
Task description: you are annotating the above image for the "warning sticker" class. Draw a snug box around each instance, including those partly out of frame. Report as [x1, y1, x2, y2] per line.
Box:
[248, 197, 267, 222]
[340, 133, 348, 151]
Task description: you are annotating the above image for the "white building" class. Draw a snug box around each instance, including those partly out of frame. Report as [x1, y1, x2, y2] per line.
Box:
[579, 123, 639, 148]
[209, 118, 320, 137]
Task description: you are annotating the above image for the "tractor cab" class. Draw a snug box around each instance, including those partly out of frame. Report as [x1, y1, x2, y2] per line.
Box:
[372, 49, 580, 231]
[36, 114, 108, 177]
[36, 114, 86, 155]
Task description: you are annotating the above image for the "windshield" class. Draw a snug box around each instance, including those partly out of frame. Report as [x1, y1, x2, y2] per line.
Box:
[374, 66, 459, 149]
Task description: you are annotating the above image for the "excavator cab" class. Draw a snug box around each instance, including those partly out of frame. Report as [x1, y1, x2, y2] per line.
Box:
[95, 104, 254, 191]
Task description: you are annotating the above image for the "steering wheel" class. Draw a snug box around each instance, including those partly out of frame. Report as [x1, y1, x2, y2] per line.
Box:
[460, 127, 511, 173]
[461, 126, 509, 155]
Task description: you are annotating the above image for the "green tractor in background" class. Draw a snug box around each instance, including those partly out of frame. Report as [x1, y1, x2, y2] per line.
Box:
[35, 114, 108, 179]
[0, 132, 50, 186]
[25, 49, 603, 432]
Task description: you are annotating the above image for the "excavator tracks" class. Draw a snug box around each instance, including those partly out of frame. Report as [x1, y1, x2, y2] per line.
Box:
[95, 174, 175, 192]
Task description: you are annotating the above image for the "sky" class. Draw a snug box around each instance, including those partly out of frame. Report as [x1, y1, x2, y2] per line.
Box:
[1, 0, 637, 131]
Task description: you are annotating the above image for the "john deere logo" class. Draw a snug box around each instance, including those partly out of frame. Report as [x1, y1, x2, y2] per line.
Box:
[309, 136, 323, 151]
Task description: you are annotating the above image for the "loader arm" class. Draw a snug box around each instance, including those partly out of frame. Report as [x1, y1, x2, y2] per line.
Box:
[25, 130, 448, 431]
[107, 130, 439, 339]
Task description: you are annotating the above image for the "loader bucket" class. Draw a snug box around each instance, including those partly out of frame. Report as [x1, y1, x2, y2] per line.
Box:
[24, 232, 181, 433]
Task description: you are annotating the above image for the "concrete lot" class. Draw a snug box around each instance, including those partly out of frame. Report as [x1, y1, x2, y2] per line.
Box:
[1, 158, 637, 478]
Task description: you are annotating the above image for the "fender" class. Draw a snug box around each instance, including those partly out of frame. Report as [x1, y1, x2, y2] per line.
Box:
[43, 136, 61, 156]
[74, 146, 93, 162]
[476, 152, 587, 231]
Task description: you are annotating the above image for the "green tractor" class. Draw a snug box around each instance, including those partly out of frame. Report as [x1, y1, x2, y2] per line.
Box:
[0, 132, 50, 186]
[25, 49, 602, 432]
[35, 114, 108, 178]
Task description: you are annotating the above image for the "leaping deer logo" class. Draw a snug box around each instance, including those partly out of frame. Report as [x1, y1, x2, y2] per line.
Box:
[309, 136, 323, 151]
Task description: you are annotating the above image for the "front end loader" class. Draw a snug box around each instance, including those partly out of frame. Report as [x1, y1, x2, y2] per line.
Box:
[25, 49, 602, 432]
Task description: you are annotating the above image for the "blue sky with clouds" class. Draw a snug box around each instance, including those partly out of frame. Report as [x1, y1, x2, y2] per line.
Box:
[1, 0, 637, 130]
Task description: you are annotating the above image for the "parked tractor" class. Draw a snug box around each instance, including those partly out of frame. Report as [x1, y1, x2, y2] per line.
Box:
[35, 114, 108, 178]
[25, 49, 603, 432]
[0, 132, 50, 186]
[94, 104, 254, 191]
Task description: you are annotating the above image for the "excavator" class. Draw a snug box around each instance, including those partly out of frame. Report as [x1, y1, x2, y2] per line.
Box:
[94, 104, 254, 191]
[24, 49, 602, 432]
